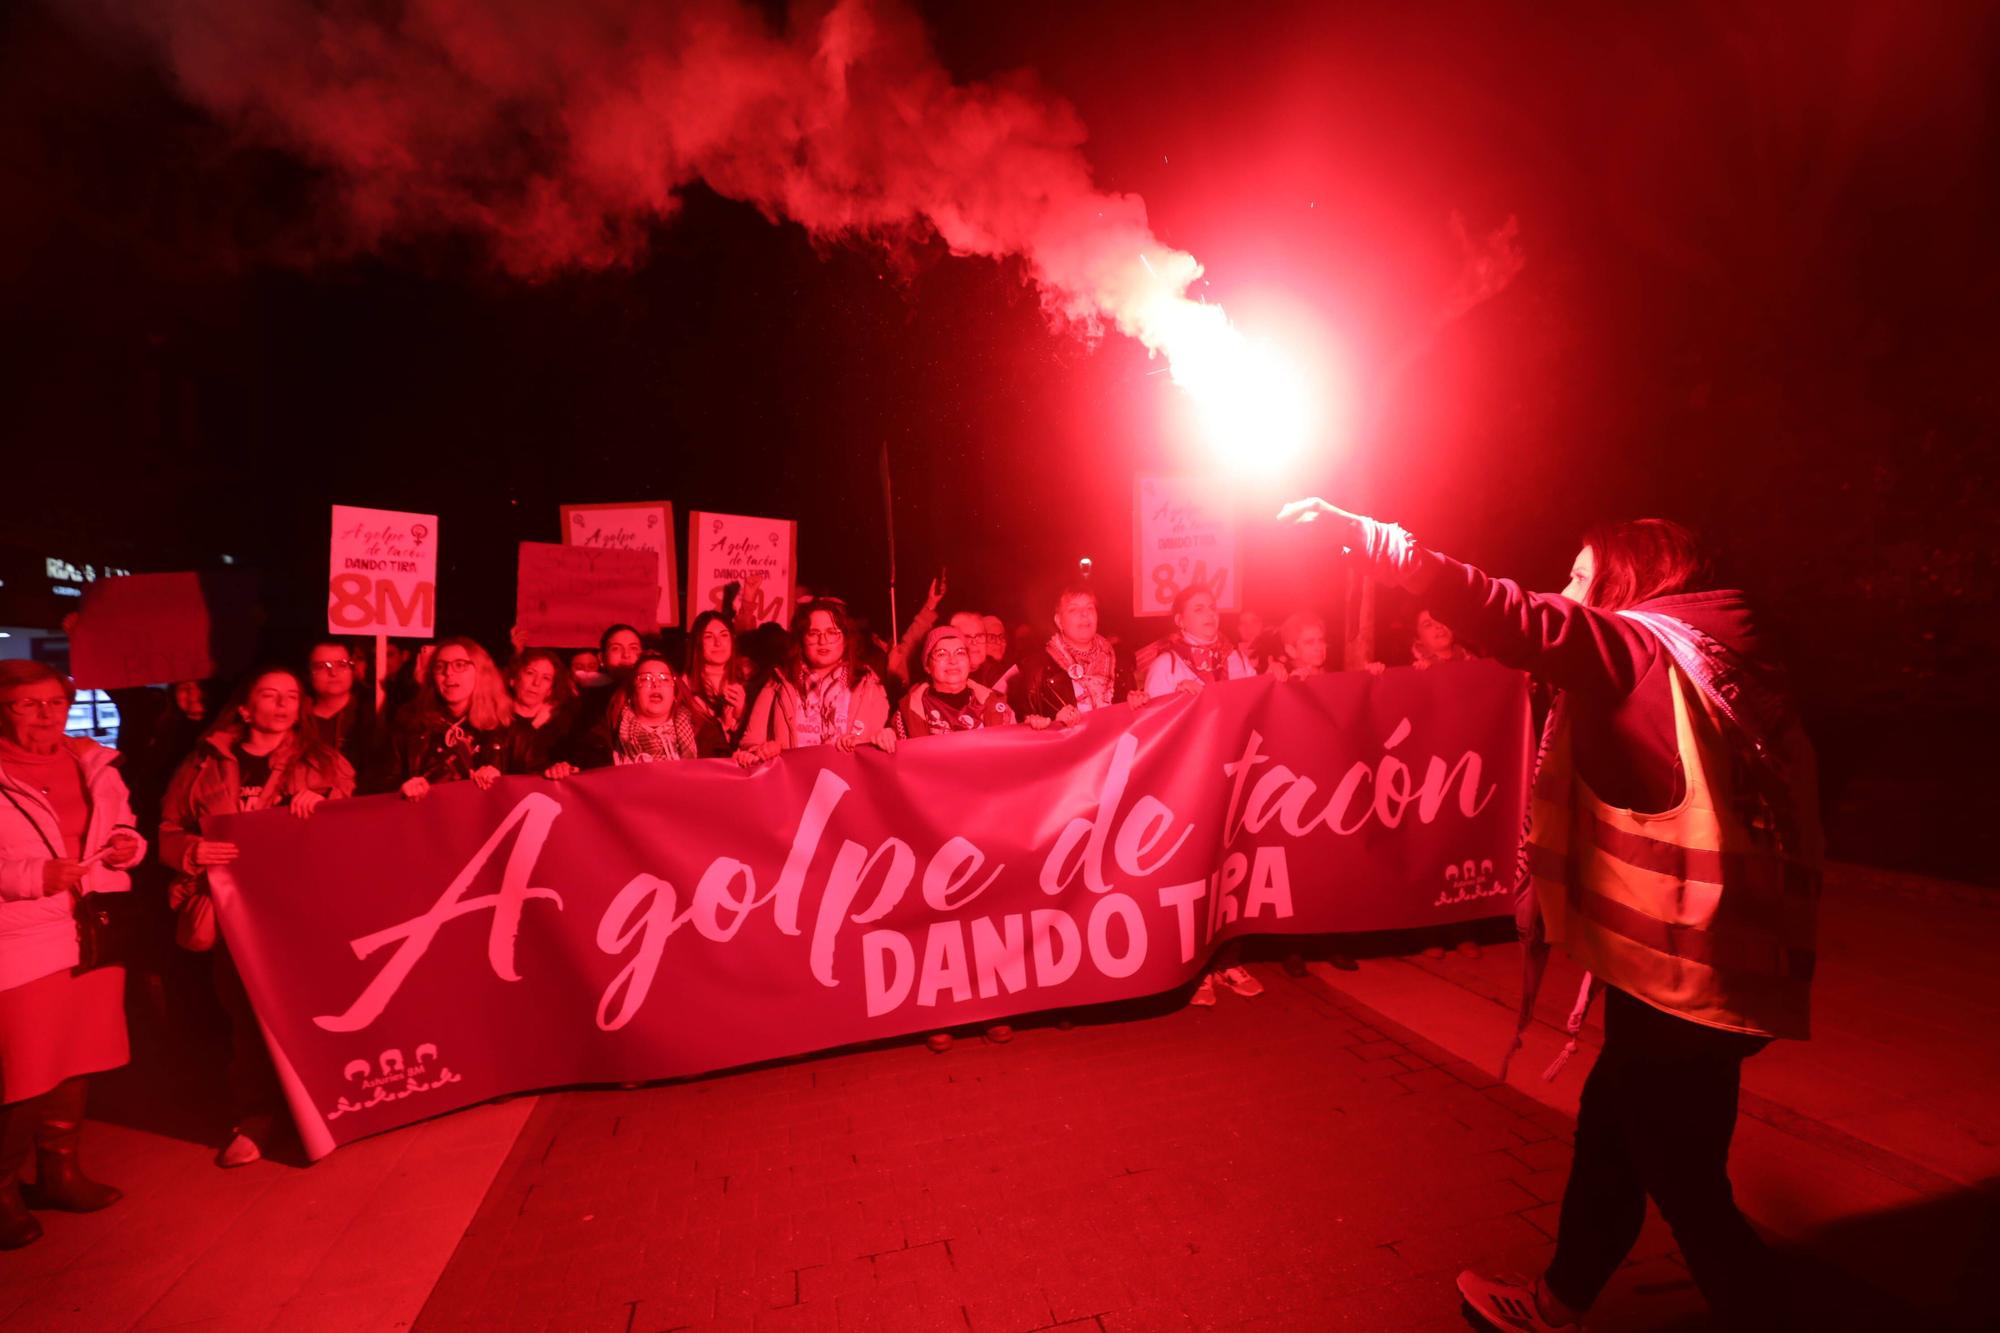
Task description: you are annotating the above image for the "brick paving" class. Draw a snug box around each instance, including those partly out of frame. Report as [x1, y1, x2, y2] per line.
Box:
[414, 968, 1660, 1332]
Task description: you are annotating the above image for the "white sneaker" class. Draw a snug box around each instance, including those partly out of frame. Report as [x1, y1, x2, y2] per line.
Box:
[1190, 974, 1218, 1007]
[1455, 1271, 1582, 1331]
[1214, 965, 1265, 997]
[216, 1132, 263, 1169]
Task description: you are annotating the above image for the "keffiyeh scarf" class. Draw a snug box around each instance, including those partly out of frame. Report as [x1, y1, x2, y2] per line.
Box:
[1047, 634, 1117, 711]
[796, 669, 854, 748]
[616, 708, 692, 764]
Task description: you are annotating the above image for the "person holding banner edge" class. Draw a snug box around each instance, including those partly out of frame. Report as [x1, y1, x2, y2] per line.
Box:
[894, 625, 1014, 739]
[555, 651, 700, 771]
[1020, 582, 1143, 728]
[374, 637, 514, 798]
[738, 601, 893, 764]
[1276, 497, 1821, 1331]
[160, 668, 355, 1167]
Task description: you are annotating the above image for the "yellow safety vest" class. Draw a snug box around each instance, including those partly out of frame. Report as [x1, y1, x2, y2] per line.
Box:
[1528, 651, 1822, 1040]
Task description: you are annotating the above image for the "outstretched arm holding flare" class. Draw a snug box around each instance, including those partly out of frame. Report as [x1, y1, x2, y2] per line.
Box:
[1274, 496, 1672, 703]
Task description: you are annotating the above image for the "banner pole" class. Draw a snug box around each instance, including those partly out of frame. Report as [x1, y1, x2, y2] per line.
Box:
[374, 634, 387, 717]
[879, 442, 900, 636]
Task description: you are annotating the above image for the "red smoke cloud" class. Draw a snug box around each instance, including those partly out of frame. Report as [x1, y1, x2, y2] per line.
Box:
[112, 0, 1353, 451]
[121, 1, 1168, 322]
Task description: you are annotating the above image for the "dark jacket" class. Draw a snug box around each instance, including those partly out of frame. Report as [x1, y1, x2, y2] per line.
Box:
[504, 707, 574, 775]
[307, 694, 380, 782]
[370, 701, 512, 792]
[1018, 643, 1136, 724]
[1422, 557, 1786, 814]
[682, 679, 747, 759]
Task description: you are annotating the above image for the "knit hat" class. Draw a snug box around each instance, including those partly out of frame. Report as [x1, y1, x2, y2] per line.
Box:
[922, 626, 968, 666]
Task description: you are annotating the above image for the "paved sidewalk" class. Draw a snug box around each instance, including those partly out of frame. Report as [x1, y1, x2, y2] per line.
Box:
[417, 969, 1588, 1332]
[5, 862, 1989, 1331]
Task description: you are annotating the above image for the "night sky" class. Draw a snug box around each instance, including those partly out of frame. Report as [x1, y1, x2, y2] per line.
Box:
[4, 0, 1995, 877]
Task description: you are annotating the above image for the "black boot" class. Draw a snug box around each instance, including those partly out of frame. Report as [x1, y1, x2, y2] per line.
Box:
[0, 1178, 41, 1249]
[0, 1101, 40, 1248]
[21, 1081, 121, 1213]
[23, 1130, 122, 1212]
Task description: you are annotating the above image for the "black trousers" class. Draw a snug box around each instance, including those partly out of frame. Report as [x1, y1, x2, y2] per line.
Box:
[1544, 986, 1780, 1326]
[212, 946, 284, 1128]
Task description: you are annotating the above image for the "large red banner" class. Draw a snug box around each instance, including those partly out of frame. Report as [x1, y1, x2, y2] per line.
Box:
[208, 665, 1531, 1158]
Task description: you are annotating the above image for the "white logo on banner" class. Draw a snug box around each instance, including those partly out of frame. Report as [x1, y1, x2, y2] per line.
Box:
[325, 1041, 463, 1120]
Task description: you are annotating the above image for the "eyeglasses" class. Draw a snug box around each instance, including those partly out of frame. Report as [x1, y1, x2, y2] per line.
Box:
[634, 672, 672, 686]
[984, 634, 1007, 645]
[310, 659, 356, 672]
[2, 698, 67, 718]
[435, 659, 475, 675]
[804, 629, 844, 642]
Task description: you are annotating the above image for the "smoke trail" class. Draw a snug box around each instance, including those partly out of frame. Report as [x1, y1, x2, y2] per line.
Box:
[109, 0, 1215, 358]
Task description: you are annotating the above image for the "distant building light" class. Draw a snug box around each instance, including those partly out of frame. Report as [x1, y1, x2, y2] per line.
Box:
[221, 554, 235, 565]
[53, 587, 82, 598]
[42, 558, 129, 584]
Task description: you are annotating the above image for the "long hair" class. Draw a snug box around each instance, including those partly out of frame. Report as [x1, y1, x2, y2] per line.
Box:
[686, 610, 739, 682]
[790, 598, 868, 689]
[505, 647, 577, 713]
[424, 636, 512, 731]
[601, 650, 696, 757]
[209, 666, 340, 771]
[1580, 519, 1710, 612]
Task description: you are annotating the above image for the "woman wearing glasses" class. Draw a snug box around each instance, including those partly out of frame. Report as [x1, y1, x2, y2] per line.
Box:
[894, 625, 1015, 738]
[159, 667, 353, 1168]
[554, 652, 700, 773]
[737, 600, 892, 766]
[372, 636, 514, 799]
[304, 639, 377, 775]
[0, 662, 146, 1247]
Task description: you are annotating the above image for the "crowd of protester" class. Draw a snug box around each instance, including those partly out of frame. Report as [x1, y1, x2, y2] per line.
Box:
[1, 506, 1825, 1333]
[0, 566, 1495, 1243]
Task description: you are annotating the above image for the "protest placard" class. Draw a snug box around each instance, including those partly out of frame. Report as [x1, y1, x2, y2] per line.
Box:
[561, 501, 678, 625]
[686, 511, 796, 627]
[327, 506, 437, 638]
[69, 571, 258, 690]
[1132, 476, 1239, 617]
[516, 543, 661, 646]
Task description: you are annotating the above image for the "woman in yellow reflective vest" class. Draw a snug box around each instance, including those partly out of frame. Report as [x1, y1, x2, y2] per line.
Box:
[1279, 499, 1821, 1333]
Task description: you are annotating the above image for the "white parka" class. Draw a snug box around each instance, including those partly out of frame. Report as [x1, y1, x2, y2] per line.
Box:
[0, 737, 142, 991]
